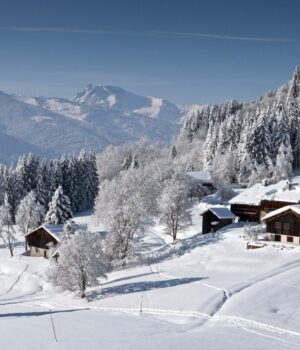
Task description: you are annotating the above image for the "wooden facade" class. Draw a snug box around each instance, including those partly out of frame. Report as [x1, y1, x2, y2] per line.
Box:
[202, 209, 235, 234]
[230, 204, 260, 222]
[264, 210, 300, 244]
[26, 227, 59, 258]
[231, 200, 299, 223]
[260, 200, 297, 220]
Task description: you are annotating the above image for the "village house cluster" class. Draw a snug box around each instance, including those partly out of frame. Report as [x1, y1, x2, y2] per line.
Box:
[24, 173, 300, 260]
[202, 178, 300, 245]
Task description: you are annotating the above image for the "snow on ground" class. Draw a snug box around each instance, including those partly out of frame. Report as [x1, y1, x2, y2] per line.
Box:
[1, 205, 300, 349]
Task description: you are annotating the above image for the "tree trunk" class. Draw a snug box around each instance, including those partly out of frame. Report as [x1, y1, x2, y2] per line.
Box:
[8, 243, 13, 257]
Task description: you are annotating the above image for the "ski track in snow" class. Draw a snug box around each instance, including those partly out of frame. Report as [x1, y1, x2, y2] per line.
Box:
[145, 257, 300, 343]
[2, 230, 300, 347]
[0, 263, 29, 297]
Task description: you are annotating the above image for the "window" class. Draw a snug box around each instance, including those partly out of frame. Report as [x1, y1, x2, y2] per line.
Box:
[287, 236, 294, 243]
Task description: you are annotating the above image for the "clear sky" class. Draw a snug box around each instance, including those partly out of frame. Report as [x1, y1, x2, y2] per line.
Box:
[0, 0, 300, 105]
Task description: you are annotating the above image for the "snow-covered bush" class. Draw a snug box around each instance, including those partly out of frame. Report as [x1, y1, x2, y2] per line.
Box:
[48, 229, 108, 298]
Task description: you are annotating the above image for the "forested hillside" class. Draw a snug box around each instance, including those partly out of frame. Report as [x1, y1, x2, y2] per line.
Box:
[181, 68, 300, 184]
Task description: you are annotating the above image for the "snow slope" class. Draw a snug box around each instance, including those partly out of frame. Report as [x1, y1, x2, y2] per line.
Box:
[0, 206, 300, 349]
[0, 86, 182, 164]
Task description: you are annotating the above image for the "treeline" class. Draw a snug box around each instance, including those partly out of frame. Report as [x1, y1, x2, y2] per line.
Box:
[0, 149, 99, 221]
[182, 67, 300, 184]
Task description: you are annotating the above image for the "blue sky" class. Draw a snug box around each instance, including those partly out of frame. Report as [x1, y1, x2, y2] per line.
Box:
[0, 0, 300, 104]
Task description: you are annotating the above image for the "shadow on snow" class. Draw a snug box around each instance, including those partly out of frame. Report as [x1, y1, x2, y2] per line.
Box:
[0, 308, 88, 318]
[88, 277, 207, 301]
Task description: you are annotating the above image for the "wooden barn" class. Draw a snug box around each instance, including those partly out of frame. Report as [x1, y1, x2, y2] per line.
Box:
[25, 224, 64, 258]
[230, 203, 260, 222]
[201, 207, 236, 234]
[262, 205, 300, 244]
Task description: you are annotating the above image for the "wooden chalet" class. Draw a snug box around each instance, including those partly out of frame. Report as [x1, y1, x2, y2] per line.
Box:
[262, 205, 300, 244]
[229, 180, 300, 223]
[25, 224, 64, 258]
[201, 207, 236, 234]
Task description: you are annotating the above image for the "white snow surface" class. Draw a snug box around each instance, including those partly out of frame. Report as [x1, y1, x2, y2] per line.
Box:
[230, 178, 300, 205]
[1, 204, 300, 349]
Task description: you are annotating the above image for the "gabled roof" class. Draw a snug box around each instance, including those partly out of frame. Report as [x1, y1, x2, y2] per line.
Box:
[203, 207, 236, 220]
[229, 180, 300, 206]
[262, 204, 300, 221]
[25, 224, 64, 243]
[187, 170, 213, 183]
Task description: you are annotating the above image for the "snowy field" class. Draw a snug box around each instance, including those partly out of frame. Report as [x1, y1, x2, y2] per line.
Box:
[1, 207, 300, 349]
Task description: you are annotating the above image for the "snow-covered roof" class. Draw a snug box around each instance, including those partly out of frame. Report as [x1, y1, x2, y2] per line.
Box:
[229, 180, 300, 206]
[262, 204, 300, 221]
[25, 224, 64, 243]
[208, 207, 236, 220]
[187, 170, 213, 183]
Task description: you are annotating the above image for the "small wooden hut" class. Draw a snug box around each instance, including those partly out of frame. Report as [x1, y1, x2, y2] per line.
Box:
[25, 224, 64, 258]
[201, 207, 236, 234]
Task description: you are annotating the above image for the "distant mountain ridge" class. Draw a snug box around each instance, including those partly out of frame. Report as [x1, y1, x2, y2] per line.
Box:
[0, 86, 183, 164]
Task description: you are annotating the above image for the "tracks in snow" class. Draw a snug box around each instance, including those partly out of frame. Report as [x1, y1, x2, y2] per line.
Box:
[0, 263, 29, 297]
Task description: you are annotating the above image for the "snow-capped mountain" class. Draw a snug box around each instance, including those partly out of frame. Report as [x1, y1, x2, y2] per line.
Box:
[0, 86, 183, 164]
[73, 84, 181, 122]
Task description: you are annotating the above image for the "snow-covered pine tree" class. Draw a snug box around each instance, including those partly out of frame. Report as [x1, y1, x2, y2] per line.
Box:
[35, 160, 50, 209]
[274, 103, 291, 153]
[64, 155, 79, 212]
[273, 142, 293, 181]
[170, 145, 177, 159]
[49, 159, 63, 196]
[25, 153, 39, 192]
[121, 154, 132, 170]
[4, 167, 23, 222]
[131, 154, 139, 169]
[203, 121, 219, 166]
[286, 67, 300, 168]
[45, 186, 73, 225]
[0, 165, 6, 206]
[248, 109, 271, 166]
[85, 150, 100, 209]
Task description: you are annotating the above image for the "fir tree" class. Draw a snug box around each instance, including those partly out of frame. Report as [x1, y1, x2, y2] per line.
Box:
[286, 67, 300, 168]
[45, 186, 73, 225]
